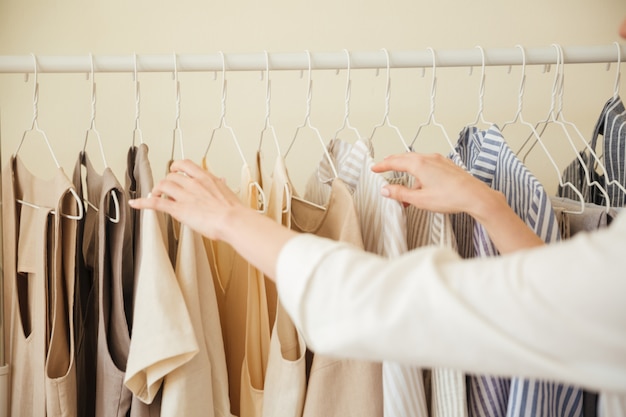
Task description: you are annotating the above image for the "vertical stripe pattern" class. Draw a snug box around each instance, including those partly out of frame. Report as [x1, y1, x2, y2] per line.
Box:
[448, 125, 583, 417]
[305, 138, 428, 417]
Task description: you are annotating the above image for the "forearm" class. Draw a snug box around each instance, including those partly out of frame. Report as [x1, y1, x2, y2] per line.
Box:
[217, 206, 299, 281]
[468, 188, 545, 254]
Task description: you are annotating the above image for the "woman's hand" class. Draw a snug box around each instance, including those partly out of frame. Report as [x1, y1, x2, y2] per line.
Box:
[372, 152, 493, 216]
[129, 159, 297, 280]
[372, 152, 545, 254]
[129, 159, 247, 241]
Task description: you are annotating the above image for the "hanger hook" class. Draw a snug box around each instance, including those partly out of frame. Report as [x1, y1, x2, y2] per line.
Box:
[427, 47, 437, 117]
[547, 43, 563, 117]
[343, 48, 352, 119]
[219, 51, 227, 121]
[89, 53, 96, 129]
[31, 53, 39, 125]
[264, 50, 271, 123]
[304, 50, 313, 119]
[382, 48, 392, 119]
[474, 45, 486, 123]
[171, 52, 184, 160]
[132, 52, 143, 145]
[613, 41, 622, 99]
[515, 44, 527, 116]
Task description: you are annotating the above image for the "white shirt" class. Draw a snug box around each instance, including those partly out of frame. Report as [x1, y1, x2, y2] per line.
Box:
[276, 211, 626, 394]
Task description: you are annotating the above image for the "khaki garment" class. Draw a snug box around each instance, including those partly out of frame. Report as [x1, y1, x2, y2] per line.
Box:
[156, 224, 232, 417]
[124, 146, 198, 408]
[125, 144, 164, 416]
[4, 156, 78, 416]
[294, 178, 383, 417]
[203, 160, 270, 417]
[260, 157, 307, 417]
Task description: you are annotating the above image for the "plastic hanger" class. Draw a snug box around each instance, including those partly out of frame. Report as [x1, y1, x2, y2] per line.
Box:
[283, 50, 338, 179]
[368, 48, 411, 152]
[410, 47, 456, 152]
[14, 53, 84, 220]
[171, 53, 185, 160]
[203, 52, 266, 212]
[332, 49, 365, 143]
[82, 53, 121, 223]
[501, 45, 585, 214]
[132, 52, 144, 146]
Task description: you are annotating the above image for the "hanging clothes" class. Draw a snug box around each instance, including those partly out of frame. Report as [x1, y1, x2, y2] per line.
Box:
[202, 160, 271, 417]
[559, 96, 626, 207]
[297, 175, 383, 417]
[71, 151, 138, 417]
[449, 124, 582, 417]
[305, 138, 427, 417]
[260, 155, 307, 417]
[124, 144, 198, 414]
[387, 170, 467, 417]
[3, 156, 79, 416]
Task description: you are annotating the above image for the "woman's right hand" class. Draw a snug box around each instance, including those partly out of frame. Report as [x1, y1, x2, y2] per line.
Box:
[371, 152, 493, 216]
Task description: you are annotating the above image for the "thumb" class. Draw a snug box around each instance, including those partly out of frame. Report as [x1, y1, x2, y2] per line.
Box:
[381, 184, 415, 207]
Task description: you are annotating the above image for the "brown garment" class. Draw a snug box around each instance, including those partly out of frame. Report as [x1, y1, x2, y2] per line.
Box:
[4, 156, 78, 416]
[292, 179, 383, 417]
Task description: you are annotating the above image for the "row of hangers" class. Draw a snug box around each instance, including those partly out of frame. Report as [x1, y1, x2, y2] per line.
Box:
[10, 44, 625, 221]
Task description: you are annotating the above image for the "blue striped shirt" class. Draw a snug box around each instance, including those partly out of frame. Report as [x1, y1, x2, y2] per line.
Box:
[449, 125, 582, 417]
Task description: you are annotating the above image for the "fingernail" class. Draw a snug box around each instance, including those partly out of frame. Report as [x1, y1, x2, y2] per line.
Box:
[380, 186, 390, 197]
[128, 199, 136, 206]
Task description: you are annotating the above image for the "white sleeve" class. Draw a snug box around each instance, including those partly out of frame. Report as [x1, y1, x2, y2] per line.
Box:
[276, 214, 626, 394]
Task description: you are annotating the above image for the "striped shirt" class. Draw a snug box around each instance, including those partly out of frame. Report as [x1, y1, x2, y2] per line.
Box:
[560, 96, 626, 207]
[305, 138, 428, 417]
[449, 125, 582, 417]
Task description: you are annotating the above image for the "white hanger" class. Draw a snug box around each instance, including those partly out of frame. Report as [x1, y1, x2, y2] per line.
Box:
[258, 50, 282, 155]
[132, 52, 144, 146]
[552, 44, 613, 210]
[502, 45, 586, 214]
[82, 53, 121, 223]
[284, 50, 338, 179]
[468, 46, 492, 127]
[522, 44, 610, 209]
[171, 52, 185, 160]
[203, 52, 266, 212]
[14, 53, 84, 220]
[594, 42, 626, 200]
[368, 48, 411, 152]
[203, 51, 247, 166]
[612, 41, 622, 101]
[410, 47, 456, 151]
[332, 49, 364, 143]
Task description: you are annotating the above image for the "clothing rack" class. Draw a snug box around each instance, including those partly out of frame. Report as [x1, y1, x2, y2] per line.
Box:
[0, 44, 624, 74]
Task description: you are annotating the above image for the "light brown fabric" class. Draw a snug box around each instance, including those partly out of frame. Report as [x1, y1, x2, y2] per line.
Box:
[261, 157, 307, 417]
[292, 179, 383, 417]
[7, 156, 78, 416]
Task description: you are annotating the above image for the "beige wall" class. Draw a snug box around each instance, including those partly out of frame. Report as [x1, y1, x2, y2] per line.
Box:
[0, 0, 624, 193]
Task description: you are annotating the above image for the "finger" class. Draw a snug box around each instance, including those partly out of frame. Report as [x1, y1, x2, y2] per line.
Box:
[128, 195, 177, 214]
[371, 153, 421, 174]
[170, 159, 216, 180]
[380, 183, 414, 204]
